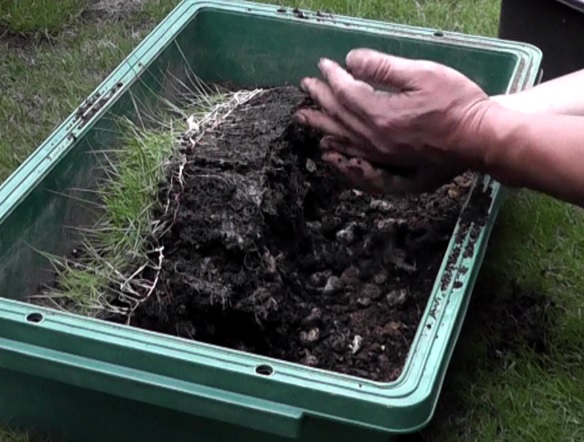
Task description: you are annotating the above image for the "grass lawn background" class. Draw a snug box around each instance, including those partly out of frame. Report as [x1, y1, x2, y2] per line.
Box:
[1, 1, 584, 441]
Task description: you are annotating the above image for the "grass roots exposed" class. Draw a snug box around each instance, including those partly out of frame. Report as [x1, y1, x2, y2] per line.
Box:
[30, 84, 265, 320]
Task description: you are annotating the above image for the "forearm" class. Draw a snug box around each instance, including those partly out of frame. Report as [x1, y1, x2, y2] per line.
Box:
[490, 69, 584, 116]
[480, 107, 584, 207]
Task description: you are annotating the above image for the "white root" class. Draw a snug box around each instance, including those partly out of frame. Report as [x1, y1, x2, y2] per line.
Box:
[37, 88, 268, 321]
[349, 335, 363, 354]
[126, 246, 164, 324]
[117, 89, 266, 319]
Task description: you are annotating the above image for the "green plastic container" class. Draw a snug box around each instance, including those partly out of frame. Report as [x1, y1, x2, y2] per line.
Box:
[0, 1, 541, 441]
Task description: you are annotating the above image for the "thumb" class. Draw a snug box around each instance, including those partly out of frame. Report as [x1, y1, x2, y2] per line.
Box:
[345, 49, 420, 90]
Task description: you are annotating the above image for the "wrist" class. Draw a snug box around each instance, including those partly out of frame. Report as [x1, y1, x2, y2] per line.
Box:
[490, 92, 554, 115]
[471, 102, 528, 186]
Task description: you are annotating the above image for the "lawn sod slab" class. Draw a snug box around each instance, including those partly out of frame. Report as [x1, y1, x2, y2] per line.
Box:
[124, 86, 481, 381]
[30, 84, 485, 382]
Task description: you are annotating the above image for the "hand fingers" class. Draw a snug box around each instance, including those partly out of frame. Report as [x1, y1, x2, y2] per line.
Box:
[316, 58, 384, 122]
[321, 135, 381, 162]
[322, 151, 429, 195]
[300, 76, 346, 116]
[345, 48, 422, 90]
[316, 58, 417, 138]
[299, 75, 377, 141]
[322, 151, 387, 194]
[320, 136, 416, 170]
[295, 109, 363, 146]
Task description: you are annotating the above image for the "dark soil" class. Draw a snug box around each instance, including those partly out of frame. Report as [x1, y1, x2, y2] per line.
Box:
[128, 86, 481, 382]
[488, 284, 555, 358]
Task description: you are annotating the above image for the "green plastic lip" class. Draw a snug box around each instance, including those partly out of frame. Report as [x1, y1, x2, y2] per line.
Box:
[0, 0, 542, 437]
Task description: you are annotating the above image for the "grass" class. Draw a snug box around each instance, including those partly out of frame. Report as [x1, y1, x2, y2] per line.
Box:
[0, 430, 30, 442]
[271, 0, 502, 35]
[0, 0, 186, 182]
[30, 119, 177, 317]
[1, 0, 584, 441]
[0, 0, 88, 36]
[30, 86, 257, 319]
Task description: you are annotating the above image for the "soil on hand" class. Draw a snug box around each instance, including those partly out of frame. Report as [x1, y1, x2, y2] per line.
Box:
[130, 86, 478, 382]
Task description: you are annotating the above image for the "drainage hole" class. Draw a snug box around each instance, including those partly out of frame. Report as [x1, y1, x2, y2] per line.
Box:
[255, 364, 274, 376]
[434, 31, 444, 37]
[26, 312, 44, 323]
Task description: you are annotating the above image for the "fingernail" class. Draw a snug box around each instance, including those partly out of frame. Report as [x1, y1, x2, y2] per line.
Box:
[320, 137, 332, 149]
[345, 49, 366, 73]
[319, 58, 333, 70]
[295, 111, 307, 124]
[321, 152, 340, 163]
[345, 50, 357, 68]
[300, 78, 310, 92]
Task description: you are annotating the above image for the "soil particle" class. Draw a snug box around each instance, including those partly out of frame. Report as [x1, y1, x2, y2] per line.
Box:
[316, 11, 334, 18]
[386, 288, 408, 307]
[76, 81, 123, 128]
[292, 8, 308, 19]
[129, 86, 483, 382]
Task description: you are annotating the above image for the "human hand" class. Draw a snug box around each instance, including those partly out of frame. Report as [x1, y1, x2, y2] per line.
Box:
[295, 49, 498, 194]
